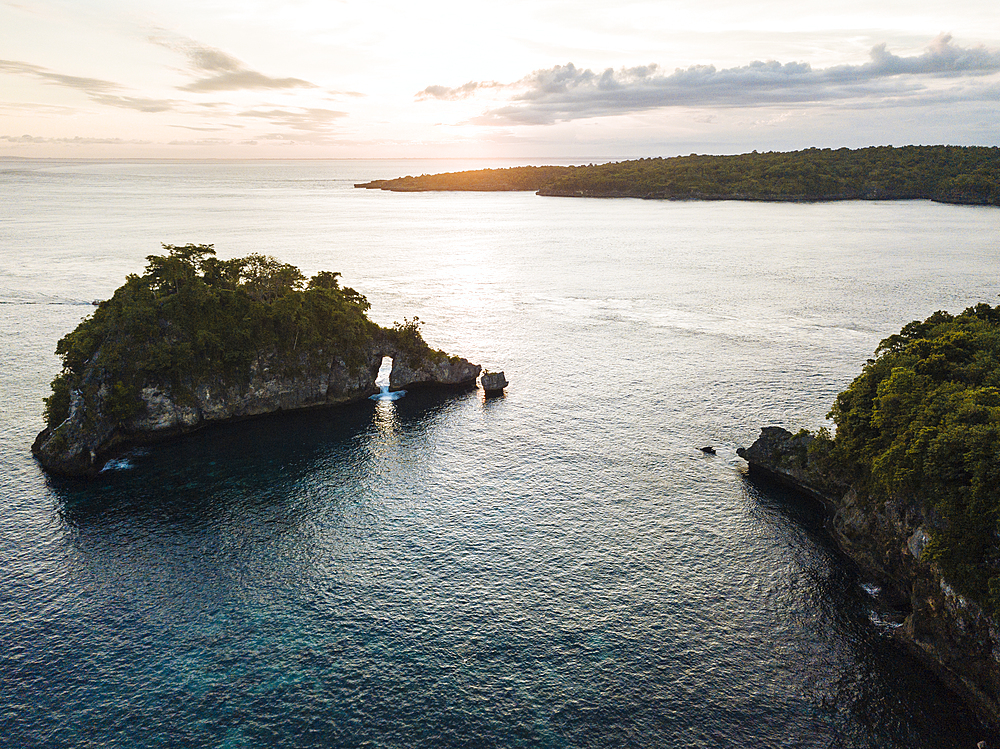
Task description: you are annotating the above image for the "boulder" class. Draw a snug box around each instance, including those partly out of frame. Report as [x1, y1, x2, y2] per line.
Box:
[480, 371, 508, 392]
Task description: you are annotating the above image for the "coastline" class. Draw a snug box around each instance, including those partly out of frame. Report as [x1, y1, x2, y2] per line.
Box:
[354, 146, 1000, 206]
[33, 346, 481, 478]
[739, 426, 1000, 730]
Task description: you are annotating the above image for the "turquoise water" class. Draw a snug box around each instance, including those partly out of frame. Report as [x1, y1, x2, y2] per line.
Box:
[2, 159, 1000, 747]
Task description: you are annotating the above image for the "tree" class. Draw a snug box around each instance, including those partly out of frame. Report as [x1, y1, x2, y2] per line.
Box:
[145, 243, 216, 296]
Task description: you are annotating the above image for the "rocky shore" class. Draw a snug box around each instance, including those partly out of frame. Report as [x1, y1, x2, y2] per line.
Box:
[32, 334, 480, 478]
[739, 426, 1000, 727]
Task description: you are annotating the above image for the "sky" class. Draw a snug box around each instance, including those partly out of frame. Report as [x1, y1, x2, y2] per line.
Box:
[1, 0, 998, 160]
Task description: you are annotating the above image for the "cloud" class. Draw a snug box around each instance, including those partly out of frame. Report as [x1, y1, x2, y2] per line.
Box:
[167, 138, 233, 146]
[417, 80, 503, 100]
[237, 107, 347, 131]
[181, 69, 316, 93]
[87, 94, 175, 112]
[187, 46, 242, 73]
[149, 35, 316, 92]
[169, 124, 234, 131]
[0, 60, 175, 112]
[0, 134, 152, 145]
[420, 34, 1000, 125]
[250, 132, 328, 145]
[0, 101, 77, 115]
[0, 60, 116, 92]
[859, 34, 1000, 77]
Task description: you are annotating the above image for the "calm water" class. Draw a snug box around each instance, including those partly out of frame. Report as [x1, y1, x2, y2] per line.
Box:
[2, 159, 999, 748]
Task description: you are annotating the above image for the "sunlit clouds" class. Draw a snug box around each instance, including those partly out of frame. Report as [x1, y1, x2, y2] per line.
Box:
[0, 60, 176, 112]
[0, 0, 997, 158]
[420, 35, 1000, 125]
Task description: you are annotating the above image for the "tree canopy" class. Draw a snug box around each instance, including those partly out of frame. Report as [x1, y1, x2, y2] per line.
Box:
[45, 244, 379, 429]
[356, 165, 573, 192]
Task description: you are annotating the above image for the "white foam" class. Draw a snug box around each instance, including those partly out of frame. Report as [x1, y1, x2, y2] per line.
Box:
[370, 385, 406, 401]
[860, 582, 881, 598]
[99, 457, 133, 472]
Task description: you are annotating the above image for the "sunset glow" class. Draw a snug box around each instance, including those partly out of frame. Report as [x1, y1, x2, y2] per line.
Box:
[2, 0, 998, 158]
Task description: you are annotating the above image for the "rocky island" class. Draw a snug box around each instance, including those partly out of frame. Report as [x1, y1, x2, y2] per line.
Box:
[32, 244, 480, 477]
[739, 304, 1000, 726]
[356, 145, 999, 205]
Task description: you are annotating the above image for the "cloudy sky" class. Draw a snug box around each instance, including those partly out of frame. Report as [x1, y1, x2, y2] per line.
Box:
[2, 0, 998, 159]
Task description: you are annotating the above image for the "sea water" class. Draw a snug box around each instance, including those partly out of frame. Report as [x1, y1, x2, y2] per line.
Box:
[2, 159, 1000, 748]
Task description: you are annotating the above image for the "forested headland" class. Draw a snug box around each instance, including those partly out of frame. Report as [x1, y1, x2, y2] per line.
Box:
[357, 165, 573, 193]
[356, 145, 999, 205]
[34, 244, 480, 477]
[42, 243, 379, 431]
[739, 305, 1000, 723]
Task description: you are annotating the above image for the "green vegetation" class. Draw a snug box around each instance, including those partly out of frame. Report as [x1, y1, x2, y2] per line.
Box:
[829, 304, 1000, 613]
[356, 165, 574, 192]
[357, 146, 1000, 205]
[44, 244, 385, 429]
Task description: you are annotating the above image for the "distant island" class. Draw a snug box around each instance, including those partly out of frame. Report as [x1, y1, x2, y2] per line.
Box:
[739, 304, 1000, 726]
[32, 244, 481, 477]
[356, 145, 999, 205]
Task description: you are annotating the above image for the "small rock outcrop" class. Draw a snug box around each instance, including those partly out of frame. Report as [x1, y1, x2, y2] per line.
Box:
[739, 426, 1000, 726]
[480, 370, 508, 392]
[737, 426, 848, 503]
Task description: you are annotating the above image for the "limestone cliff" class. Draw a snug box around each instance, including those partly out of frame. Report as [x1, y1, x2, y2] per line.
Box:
[739, 427, 1000, 725]
[33, 333, 479, 478]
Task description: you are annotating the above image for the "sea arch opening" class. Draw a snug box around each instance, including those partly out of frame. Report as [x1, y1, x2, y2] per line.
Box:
[376, 355, 393, 388]
[370, 356, 405, 401]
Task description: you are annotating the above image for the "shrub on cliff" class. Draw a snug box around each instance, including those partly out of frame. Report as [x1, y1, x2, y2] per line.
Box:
[44, 244, 383, 429]
[829, 303, 1000, 613]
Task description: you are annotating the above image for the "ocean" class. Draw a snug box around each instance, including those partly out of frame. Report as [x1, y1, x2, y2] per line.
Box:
[2, 158, 999, 747]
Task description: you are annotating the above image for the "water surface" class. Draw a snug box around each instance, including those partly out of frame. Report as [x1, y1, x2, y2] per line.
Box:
[2, 159, 999, 747]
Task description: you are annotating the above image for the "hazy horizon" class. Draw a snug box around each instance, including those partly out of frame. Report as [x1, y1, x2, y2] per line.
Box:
[2, 145, 995, 165]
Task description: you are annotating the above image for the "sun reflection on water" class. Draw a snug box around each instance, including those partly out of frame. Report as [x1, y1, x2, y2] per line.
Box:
[373, 399, 400, 443]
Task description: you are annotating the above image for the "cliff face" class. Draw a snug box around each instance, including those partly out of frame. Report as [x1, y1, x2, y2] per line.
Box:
[32, 335, 480, 478]
[387, 349, 480, 392]
[739, 427, 1000, 725]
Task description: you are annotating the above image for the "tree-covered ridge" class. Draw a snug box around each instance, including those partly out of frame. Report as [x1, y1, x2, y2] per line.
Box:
[355, 165, 574, 192]
[541, 146, 1000, 203]
[44, 244, 386, 429]
[356, 146, 999, 205]
[829, 304, 1000, 613]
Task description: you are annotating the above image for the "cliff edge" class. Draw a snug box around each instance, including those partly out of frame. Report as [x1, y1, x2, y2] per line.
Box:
[740, 426, 1000, 726]
[736, 303, 1000, 726]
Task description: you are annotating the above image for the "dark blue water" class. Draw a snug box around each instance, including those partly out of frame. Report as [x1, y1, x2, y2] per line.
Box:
[3, 159, 999, 747]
